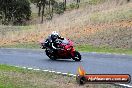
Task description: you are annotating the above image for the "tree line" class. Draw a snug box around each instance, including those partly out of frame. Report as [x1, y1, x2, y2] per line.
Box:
[0, 0, 31, 25]
[3, 0, 131, 25]
[0, 0, 81, 25]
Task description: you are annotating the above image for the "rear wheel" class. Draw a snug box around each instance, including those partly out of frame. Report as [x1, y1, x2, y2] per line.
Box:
[72, 51, 81, 61]
[49, 54, 56, 60]
[45, 49, 56, 60]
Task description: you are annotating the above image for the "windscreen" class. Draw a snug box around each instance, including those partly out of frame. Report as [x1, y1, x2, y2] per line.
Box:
[62, 38, 69, 45]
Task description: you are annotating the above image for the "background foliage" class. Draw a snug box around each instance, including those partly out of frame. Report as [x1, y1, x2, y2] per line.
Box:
[0, 0, 31, 25]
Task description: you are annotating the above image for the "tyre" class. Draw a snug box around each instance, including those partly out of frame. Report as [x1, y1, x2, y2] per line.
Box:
[45, 49, 56, 60]
[48, 54, 56, 60]
[72, 51, 81, 61]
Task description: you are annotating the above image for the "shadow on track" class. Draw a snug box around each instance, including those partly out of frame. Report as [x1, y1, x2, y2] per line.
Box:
[45, 59, 82, 63]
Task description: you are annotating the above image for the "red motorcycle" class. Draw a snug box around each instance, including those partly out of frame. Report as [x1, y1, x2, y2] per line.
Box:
[39, 38, 81, 61]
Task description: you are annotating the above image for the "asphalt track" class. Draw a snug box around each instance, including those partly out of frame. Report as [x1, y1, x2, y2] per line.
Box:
[0, 48, 132, 86]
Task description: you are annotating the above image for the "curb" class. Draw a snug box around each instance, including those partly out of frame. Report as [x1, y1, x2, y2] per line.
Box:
[114, 83, 132, 88]
[14, 65, 76, 77]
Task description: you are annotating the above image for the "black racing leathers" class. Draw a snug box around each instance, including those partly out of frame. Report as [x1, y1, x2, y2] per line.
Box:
[44, 35, 64, 50]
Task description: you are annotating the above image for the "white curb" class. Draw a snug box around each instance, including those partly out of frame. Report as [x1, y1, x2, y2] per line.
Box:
[116, 84, 132, 88]
[27, 68, 33, 70]
[62, 73, 68, 76]
[43, 70, 49, 72]
[33, 69, 40, 71]
[56, 72, 62, 74]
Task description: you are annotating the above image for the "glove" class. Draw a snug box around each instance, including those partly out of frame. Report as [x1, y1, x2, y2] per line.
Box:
[40, 45, 45, 49]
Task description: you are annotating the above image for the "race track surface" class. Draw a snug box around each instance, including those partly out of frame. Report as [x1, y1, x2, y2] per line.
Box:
[0, 48, 132, 75]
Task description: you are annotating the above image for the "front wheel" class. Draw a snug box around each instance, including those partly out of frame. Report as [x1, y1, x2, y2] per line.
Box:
[72, 51, 81, 61]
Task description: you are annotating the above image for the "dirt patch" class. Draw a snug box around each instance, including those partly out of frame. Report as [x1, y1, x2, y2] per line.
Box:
[0, 3, 132, 49]
[0, 20, 132, 49]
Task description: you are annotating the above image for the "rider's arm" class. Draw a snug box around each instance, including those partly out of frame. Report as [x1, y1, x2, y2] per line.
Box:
[51, 42, 57, 49]
[44, 39, 49, 46]
[58, 36, 64, 40]
[45, 39, 48, 44]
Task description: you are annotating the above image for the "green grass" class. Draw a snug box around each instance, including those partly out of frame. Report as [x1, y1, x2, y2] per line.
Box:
[66, 0, 106, 10]
[0, 64, 59, 88]
[0, 64, 122, 88]
[76, 44, 132, 54]
[1, 42, 132, 54]
[88, 0, 106, 5]
[0, 64, 24, 72]
[1, 42, 40, 49]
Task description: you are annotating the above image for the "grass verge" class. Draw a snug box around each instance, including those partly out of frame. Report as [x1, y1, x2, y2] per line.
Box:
[0, 64, 121, 88]
[0, 42, 40, 49]
[1, 42, 132, 54]
[76, 44, 132, 54]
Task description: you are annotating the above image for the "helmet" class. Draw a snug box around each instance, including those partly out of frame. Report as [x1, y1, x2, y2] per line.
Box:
[51, 31, 59, 36]
[51, 31, 59, 41]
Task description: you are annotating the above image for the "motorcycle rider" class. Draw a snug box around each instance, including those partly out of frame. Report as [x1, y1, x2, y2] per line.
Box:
[44, 31, 64, 52]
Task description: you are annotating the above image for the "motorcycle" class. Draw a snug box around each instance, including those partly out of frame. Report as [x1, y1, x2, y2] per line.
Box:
[39, 38, 81, 61]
